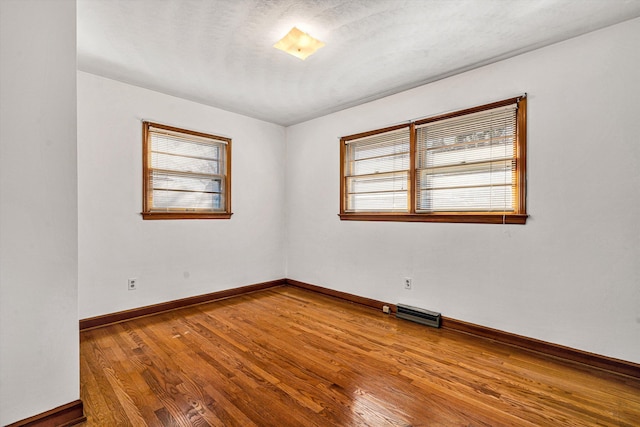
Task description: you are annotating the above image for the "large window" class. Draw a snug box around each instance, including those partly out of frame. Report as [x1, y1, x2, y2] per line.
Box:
[340, 96, 527, 224]
[142, 122, 231, 220]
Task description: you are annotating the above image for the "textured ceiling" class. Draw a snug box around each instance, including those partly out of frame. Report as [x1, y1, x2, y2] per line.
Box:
[77, 0, 640, 126]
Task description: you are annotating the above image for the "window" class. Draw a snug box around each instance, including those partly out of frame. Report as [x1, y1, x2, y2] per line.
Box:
[142, 122, 231, 220]
[340, 96, 527, 224]
[341, 125, 411, 213]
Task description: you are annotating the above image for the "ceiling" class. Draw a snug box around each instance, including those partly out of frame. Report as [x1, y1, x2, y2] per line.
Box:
[77, 0, 640, 126]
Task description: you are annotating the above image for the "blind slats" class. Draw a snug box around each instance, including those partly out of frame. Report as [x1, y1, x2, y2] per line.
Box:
[146, 124, 228, 213]
[343, 127, 410, 212]
[148, 125, 229, 145]
[152, 189, 222, 210]
[418, 158, 514, 175]
[151, 171, 222, 193]
[416, 103, 517, 213]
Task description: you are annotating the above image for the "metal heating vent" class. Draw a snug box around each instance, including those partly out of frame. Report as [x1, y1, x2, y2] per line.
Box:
[397, 304, 441, 328]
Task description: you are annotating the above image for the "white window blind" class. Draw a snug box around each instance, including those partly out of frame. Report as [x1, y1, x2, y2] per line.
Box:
[147, 125, 227, 212]
[415, 103, 518, 213]
[343, 126, 410, 212]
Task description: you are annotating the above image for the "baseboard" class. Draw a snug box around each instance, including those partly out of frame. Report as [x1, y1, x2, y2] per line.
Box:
[78, 277, 640, 379]
[441, 317, 640, 379]
[6, 399, 86, 427]
[285, 278, 396, 312]
[79, 278, 286, 330]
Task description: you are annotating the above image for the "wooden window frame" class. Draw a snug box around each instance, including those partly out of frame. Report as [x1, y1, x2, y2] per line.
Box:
[339, 97, 527, 224]
[142, 121, 232, 220]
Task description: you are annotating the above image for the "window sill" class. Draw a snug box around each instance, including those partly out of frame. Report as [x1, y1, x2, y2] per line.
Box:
[338, 213, 528, 224]
[142, 212, 233, 220]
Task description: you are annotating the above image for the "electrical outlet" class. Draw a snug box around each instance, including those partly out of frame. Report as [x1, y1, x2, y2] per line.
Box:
[404, 277, 412, 290]
[128, 278, 137, 291]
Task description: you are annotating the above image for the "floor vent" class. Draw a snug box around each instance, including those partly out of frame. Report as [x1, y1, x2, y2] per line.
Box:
[397, 304, 441, 328]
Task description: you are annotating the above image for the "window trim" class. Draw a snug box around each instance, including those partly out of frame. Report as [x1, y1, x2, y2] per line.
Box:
[142, 121, 232, 220]
[339, 96, 527, 224]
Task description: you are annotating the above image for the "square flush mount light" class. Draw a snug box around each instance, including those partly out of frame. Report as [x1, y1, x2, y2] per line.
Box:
[273, 27, 325, 60]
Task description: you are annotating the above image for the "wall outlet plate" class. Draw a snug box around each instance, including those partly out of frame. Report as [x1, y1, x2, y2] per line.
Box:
[404, 277, 412, 290]
[128, 278, 137, 290]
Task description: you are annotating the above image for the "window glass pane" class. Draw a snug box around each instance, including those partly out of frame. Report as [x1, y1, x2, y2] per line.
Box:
[152, 190, 221, 210]
[353, 138, 409, 161]
[346, 171, 408, 212]
[347, 191, 408, 212]
[418, 161, 514, 189]
[417, 186, 512, 212]
[422, 122, 515, 150]
[353, 153, 409, 175]
[151, 135, 220, 160]
[347, 173, 408, 194]
[151, 172, 221, 193]
[151, 152, 219, 175]
[419, 137, 514, 168]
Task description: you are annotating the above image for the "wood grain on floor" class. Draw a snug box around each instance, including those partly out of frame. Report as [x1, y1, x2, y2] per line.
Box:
[80, 286, 640, 426]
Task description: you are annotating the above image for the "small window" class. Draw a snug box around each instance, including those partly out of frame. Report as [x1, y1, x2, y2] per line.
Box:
[142, 122, 232, 220]
[342, 125, 411, 212]
[340, 96, 527, 224]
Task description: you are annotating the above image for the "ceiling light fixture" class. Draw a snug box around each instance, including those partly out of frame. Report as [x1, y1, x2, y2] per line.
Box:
[273, 27, 325, 60]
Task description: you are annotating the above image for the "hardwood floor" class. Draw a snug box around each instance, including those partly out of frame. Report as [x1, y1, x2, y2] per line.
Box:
[80, 286, 640, 426]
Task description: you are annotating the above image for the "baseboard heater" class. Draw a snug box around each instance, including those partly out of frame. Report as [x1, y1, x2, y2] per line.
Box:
[396, 304, 441, 328]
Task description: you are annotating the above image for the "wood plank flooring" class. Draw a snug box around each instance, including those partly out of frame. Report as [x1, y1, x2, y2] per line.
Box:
[80, 286, 640, 426]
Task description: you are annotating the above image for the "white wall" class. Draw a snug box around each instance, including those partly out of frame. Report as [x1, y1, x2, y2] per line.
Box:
[0, 0, 79, 424]
[78, 72, 286, 319]
[285, 18, 640, 364]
